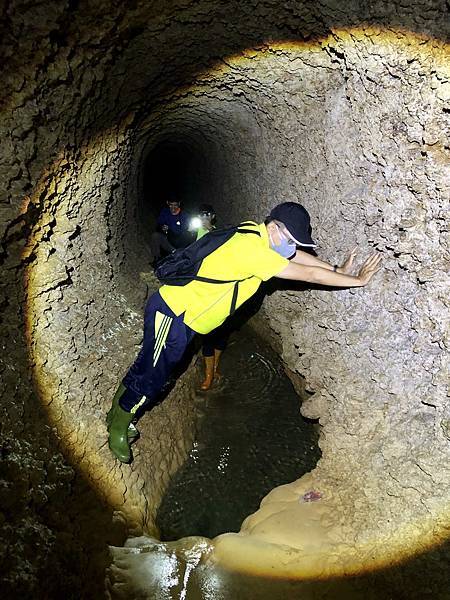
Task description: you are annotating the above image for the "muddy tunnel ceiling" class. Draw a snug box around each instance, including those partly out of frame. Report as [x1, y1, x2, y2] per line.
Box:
[0, 0, 449, 598]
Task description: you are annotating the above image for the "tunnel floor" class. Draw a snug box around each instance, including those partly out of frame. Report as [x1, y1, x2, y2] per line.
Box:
[155, 327, 321, 541]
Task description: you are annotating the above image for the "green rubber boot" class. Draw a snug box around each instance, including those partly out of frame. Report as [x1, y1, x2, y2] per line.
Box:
[107, 384, 139, 442]
[108, 405, 134, 463]
[106, 383, 126, 428]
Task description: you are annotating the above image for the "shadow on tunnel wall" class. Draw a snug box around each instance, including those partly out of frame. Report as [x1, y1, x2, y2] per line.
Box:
[0, 366, 127, 599]
[0, 216, 128, 597]
[71, 0, 450, 137]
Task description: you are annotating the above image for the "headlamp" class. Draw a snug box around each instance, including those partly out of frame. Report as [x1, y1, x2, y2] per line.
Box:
[190, 217, 202, 230]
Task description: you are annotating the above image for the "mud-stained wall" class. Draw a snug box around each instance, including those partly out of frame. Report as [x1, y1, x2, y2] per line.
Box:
[261, 33, 450, 561]
[0, 0, 449, 598]
[210, 33, 450, 564]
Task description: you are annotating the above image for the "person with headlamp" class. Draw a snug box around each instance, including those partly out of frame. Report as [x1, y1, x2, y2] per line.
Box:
[150, 199, 191, 266]
[189, 203, 216, 240]
[189, 204, 229, 390]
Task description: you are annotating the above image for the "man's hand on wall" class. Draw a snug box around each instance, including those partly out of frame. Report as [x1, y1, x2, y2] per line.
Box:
[339, 247, 358, 274]
[356, 254, 382, 286]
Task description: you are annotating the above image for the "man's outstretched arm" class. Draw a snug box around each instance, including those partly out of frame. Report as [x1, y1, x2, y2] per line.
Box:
[290, 247, 358, 274]
[276, 253, 381, 287]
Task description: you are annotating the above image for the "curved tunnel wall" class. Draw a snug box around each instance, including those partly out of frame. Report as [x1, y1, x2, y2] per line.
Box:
[126, 30, 450, 576]
[0, 0, 449, 596]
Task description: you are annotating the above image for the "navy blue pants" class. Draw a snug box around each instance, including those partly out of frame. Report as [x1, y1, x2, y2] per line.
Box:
[120, 292, 196, 414]
[202, 321, 230, 356]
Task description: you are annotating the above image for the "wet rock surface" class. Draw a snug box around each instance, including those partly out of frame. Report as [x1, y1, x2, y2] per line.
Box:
[0, 0, 449, 597]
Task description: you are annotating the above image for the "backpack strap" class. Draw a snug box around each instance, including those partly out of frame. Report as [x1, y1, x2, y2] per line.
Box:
[187, 275, 243, 284]
[230, 223, 260, 314]
[236, 229, 260, 235]
[237, 221, 261, 236]
[161, 274, 251, 284]
[230, 281, 240, 314]
[190, 223, 261, 284]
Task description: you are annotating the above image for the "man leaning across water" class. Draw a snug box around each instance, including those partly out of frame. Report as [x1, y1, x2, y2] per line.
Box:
[107, 202, 382, 463]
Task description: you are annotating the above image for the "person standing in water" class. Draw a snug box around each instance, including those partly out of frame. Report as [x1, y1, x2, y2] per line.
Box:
[190, 204, 229, 391]
[107, 202, 382, 463]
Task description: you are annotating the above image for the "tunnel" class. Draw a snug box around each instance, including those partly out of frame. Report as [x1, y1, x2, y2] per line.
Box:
[0, 1, 449, 598]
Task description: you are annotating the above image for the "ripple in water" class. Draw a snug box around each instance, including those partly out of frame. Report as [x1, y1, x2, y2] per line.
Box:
[156, 327, 321, 541]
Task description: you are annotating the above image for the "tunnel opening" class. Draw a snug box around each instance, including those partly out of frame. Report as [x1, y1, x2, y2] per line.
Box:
[128, 97, 266, 279]
[139, 139, 206, 238]
[136, 124, 237, 258]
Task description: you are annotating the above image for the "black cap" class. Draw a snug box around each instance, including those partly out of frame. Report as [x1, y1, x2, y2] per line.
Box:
[269, 202, 316, 247]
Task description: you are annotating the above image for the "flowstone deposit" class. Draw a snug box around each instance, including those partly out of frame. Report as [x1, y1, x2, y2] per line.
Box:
[1, 0, 449, 598]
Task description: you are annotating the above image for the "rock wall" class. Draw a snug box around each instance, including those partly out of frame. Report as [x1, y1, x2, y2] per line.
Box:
[222, 32, 450, 561]
[0, 0, 449, 597]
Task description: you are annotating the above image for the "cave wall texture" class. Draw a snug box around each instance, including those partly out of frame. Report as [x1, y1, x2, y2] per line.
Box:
[0, 0, 449, 598]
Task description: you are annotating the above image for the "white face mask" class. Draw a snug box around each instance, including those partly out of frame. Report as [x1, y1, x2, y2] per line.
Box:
[269, 225, 297, 259]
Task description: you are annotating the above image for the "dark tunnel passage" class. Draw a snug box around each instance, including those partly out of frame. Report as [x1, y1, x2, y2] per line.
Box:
[139, 139, 208, 237]
[133, 109, 256, 262]
[1, 1, 449, 599]
[136, 125, 243, 264]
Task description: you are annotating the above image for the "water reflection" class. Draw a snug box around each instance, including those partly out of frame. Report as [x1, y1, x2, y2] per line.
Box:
[108, 533, 450, 600]
[156, 327, 321, 540]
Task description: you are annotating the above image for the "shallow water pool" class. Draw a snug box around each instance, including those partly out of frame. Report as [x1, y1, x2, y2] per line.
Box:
[156, 327, 321, 540]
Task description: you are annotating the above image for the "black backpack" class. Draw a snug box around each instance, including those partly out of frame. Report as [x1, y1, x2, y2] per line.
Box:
[154, 222, 261, 314]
